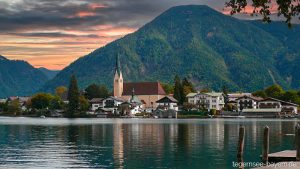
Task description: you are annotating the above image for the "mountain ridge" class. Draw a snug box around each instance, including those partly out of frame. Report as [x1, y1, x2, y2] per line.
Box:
[35, 5, 300, 92]
[0, 55, 49, 98]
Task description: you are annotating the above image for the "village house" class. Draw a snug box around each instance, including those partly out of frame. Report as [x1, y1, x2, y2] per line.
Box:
[241, 97, 298, 117]
[236, 95, 263, 111]
[156, 96, 178, 111]
[113, 55, 166, 110]
[187, 92, 225, 111]
[95, 96, 126, 115]
[258, 97, 298, 114]
[89, 98, 103, 111]
[119, 89, 145, 115]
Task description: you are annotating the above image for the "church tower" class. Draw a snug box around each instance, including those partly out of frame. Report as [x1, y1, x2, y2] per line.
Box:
[113, 54, 123, 97]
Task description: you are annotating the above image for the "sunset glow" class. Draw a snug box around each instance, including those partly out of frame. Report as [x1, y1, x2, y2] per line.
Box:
[0, 0, 289, 70]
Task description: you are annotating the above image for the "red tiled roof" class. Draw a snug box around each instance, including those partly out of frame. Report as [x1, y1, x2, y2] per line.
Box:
[123, 82, 166, 95]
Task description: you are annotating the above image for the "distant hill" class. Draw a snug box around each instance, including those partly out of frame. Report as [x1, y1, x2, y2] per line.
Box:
[38, 67, 60, 79]
[0, 56, 48, 98]
[39, 5, 300, 92]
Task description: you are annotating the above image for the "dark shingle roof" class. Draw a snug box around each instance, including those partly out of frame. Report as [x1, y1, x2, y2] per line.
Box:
[156, 96, 178, 103]
[123, 82, 166, 95]
[89, 98, 103, 103]
[261, 97, 298, 106]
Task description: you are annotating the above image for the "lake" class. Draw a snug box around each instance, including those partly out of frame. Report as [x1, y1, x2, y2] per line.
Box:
[0, 117, 299, 169]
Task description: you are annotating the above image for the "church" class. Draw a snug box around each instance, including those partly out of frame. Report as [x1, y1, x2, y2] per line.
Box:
[113, 55, 166, 109]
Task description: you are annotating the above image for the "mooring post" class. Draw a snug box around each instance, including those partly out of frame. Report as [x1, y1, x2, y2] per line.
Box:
[296, 124, 300, 161]
[262, 126, 269, 164]
[237, 126, 245, 169]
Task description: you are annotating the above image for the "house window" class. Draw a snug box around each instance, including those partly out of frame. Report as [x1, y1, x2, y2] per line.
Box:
[105, 100, 115, 108]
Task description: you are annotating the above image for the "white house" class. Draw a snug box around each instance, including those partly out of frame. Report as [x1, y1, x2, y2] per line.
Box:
[156, 96, 178, 111]
[241, 97, 298, 117]
[187, 92, 225, 111]
[236, 95, 263, 111]
[89, 98, 104, 111]
[102, 96, 125, 108]
[258, 97, 298, 115]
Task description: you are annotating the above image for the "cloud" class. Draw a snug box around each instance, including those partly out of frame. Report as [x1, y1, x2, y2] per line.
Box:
[0, 0, 295, 70]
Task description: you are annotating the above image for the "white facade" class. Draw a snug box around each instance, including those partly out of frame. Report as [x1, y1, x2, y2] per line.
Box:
[102, 97, 125, 108]
[258, 98, 298, 115]
[187, 92, 225, 111]
[236, 96, 262, 111]
[91, 103, 102, 111]
[157, 102, 178, 111]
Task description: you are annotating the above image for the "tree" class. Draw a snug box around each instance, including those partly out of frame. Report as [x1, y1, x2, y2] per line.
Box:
[79, 95, 90, 112]
[55, 86, 67, 98]
[182, 78, 195, 95]
[67, 75, 80, 117]
[7, 99, 21, 115]
[252, 90, 267, 98]
[161, 83, 174, 95]
[182, 102, 197, 111]
[225, 0, 300, 27]
[222, 85, 230, 110]
[85, 84, 110, 99]
[173, 75, 183, 105]
[280, 90, 300, 104]
[182, 78, 195, 103]
[31, 93, 53, 110]
[0, 101, 8, 113]
[49, 96, 64, 110]
[98, 85, 110, 98]
[264, 84, 284, 98]
[200, 88, 210, 93]
[85, 83, 101, 99]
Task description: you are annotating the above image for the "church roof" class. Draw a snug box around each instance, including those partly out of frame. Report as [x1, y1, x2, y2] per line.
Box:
[123, 82, 166, 95]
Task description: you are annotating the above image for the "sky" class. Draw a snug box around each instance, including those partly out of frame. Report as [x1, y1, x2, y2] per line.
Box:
[0, 0, 289, 70]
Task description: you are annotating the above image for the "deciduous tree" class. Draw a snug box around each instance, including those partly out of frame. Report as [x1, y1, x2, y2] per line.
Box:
[225, 0, 300, 27]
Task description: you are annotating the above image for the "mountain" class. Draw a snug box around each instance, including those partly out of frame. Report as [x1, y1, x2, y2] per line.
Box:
[42, 5, 300, 92]
[0, 56, 48, 98]
[38, 67, 60, 79]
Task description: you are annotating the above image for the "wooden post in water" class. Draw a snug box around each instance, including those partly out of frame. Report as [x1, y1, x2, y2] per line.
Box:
[237, 126, 245, 169]
[296, 124, 300, 161]
[262, 126, 269, 164]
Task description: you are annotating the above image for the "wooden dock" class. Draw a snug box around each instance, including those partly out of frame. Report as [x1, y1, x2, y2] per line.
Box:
[266, 150, 296, 163]
[236, 124, 300, 169]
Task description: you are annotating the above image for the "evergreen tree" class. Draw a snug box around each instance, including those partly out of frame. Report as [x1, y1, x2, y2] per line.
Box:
[182, 77, 195, 102]
[174, 75, 183, 105]
[67, 75, 80, 117]
[222, 85, 229, 105]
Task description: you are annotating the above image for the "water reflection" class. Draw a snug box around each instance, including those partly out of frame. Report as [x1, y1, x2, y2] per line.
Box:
[0, 118, 299, 169]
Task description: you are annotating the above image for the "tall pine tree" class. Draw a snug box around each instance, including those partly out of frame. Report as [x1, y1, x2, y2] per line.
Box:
[67, 75, 79, 117]
[174, 75, 183, 105]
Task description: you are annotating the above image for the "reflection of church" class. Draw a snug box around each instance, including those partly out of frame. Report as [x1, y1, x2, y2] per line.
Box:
[113, 55, 166, 109]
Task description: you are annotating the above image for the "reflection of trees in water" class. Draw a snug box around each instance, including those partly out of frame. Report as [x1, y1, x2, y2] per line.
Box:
[0, 120, 299, 168]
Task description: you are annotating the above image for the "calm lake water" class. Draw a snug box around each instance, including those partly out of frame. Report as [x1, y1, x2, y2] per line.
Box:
[0, 117, 299, 169]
